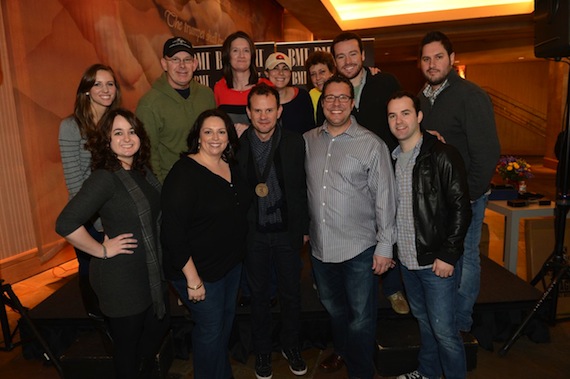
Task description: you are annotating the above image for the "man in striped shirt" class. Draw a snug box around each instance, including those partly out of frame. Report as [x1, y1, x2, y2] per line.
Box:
[304, 75, 397, 379]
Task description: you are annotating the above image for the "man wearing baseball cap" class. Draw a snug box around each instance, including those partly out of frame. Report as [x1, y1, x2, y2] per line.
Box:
[136, 36, 215, 182]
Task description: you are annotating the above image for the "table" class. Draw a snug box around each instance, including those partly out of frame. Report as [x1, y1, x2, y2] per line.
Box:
[486, 200, 557, 274]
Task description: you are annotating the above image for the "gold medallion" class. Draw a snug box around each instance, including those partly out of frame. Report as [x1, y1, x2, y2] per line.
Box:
[255, 183, 269, 197]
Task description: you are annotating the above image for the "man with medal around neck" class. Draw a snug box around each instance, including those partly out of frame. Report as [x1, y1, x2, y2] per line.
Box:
[237, 83, 309, 379]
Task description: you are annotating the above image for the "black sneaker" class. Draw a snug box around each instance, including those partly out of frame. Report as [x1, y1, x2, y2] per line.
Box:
[281, 348, 308, 376]
[255, 353, 272, 379]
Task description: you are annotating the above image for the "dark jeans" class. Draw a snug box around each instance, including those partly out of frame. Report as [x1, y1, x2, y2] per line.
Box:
[246, 231, 302, 353]
[381, 260, 404, 296]
[107, 304, 170, 379]
[171, 264, 241, 379]
[311, 246, 378, 379]
[456, 194, 487, 331]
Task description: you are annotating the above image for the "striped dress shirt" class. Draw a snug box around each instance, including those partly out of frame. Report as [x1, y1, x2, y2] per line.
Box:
[303, 117, 397, 263]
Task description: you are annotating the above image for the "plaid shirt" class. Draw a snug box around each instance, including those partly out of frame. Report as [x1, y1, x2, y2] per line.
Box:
[392, 136, 432, 270]
[422, 78, 450, 105]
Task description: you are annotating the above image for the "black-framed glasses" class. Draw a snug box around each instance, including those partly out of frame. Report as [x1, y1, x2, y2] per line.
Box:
[322, 94, 353, 103]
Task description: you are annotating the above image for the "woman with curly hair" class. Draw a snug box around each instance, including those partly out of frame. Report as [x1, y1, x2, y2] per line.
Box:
[58, 64, 121, 317]
[56, 108, 169, 379]
[162, 108, 252, 379]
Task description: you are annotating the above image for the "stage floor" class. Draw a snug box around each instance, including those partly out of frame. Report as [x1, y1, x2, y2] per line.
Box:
[26, 254, 541, 321]
[22, 254, 543, 361]
[7, 254, 570, 379]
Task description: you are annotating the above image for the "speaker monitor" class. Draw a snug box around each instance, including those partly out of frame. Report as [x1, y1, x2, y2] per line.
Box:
[534, 0, 570, 58]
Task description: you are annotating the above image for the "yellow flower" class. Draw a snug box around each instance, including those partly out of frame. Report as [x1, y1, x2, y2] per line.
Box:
[507, 166, 513, 171]
[513, 163, 520, 169]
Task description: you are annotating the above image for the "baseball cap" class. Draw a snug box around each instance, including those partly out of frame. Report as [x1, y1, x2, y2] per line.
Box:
[163, 37, 194, 57]
[265, 52, 292, 70]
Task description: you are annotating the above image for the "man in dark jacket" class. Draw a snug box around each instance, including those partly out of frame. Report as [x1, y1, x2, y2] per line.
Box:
[418, 31, 500, 333]
[388, 91, 472, 379]
[237, 83, 309, 379]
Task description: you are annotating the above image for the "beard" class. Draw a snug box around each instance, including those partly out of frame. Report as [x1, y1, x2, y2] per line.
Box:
[427, 76, 446, 86]
[425, 66, 452, 87]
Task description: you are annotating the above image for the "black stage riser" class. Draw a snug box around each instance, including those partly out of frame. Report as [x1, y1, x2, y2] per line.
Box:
[19, 255, 543, 376]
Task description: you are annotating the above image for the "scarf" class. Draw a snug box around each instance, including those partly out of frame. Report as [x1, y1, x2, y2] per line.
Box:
[115, 168, 166, 319]
[248, 126, 284, 229]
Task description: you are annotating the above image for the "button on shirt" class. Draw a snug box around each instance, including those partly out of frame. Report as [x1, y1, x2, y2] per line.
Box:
[303, 116, 397, 263]
[392, 136, 431, 270]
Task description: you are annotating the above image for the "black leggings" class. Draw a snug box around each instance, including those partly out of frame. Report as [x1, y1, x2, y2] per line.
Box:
[107, 305, 170, 379]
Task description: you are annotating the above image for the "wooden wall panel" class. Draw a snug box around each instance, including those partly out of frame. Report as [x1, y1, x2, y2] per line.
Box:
[467, 61, 550, 156]
[0, 4, 37, 264]
[0, 0, 285, 282]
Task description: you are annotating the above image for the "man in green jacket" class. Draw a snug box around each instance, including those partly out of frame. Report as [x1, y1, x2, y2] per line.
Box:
[136, 37, 215, 182]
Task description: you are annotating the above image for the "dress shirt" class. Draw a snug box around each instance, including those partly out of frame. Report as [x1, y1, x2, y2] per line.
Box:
[392, 136, 431, 270]
[303, 116, 397, 263]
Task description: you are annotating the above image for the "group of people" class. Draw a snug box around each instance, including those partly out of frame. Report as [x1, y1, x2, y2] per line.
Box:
[55, 28, 499, 379]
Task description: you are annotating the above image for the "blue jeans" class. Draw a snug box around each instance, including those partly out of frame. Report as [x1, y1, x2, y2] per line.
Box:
[171, 264, 241, 379]
[246, 231, 301, 353]
[401, 265, 466, 379]
[456, 194, 487, 331]
[311, 246, 378, 379]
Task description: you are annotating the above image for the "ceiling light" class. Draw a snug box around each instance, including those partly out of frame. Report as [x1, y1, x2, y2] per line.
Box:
[322, 0, 533, 29]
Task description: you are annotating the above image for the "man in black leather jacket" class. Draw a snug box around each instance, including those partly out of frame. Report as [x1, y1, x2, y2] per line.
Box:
[387, 91, 471, 379]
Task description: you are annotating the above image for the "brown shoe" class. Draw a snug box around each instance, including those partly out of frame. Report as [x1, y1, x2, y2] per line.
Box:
[319, 352, 344, 373]
[387, 291, 410, 315]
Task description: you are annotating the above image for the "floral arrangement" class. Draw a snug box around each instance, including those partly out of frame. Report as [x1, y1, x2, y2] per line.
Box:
[496, 155, 533, 183]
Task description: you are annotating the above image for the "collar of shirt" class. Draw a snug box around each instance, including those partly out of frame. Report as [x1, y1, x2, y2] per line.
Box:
[319, 116, 359, 138]
[391, 134, 424, 161]
[422, 78, 449, 105]
[353, 69, 367, 109]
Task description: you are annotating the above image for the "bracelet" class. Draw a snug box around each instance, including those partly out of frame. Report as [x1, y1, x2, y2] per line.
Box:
[187, 281, 203, 290]
[102, 244, 108, 260]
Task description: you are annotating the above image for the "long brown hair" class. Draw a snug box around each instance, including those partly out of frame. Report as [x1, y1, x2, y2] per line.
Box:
[221, 31, 259, 89]
[73, 64, 121, 139]
[88, 108, 151, 173]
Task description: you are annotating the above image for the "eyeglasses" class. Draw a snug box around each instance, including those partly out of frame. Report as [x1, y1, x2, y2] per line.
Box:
[166, 57, 193, 65]
[322, 94, 353, 103]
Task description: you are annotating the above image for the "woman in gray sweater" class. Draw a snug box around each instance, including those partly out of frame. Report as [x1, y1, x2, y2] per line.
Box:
[58, 64, 121, 317]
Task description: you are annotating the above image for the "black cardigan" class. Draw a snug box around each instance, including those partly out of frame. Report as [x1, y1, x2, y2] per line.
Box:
[161, 156, 252, 282]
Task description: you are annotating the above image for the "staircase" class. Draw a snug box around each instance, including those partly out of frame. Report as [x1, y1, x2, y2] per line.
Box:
[484, 87, 547, 138]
